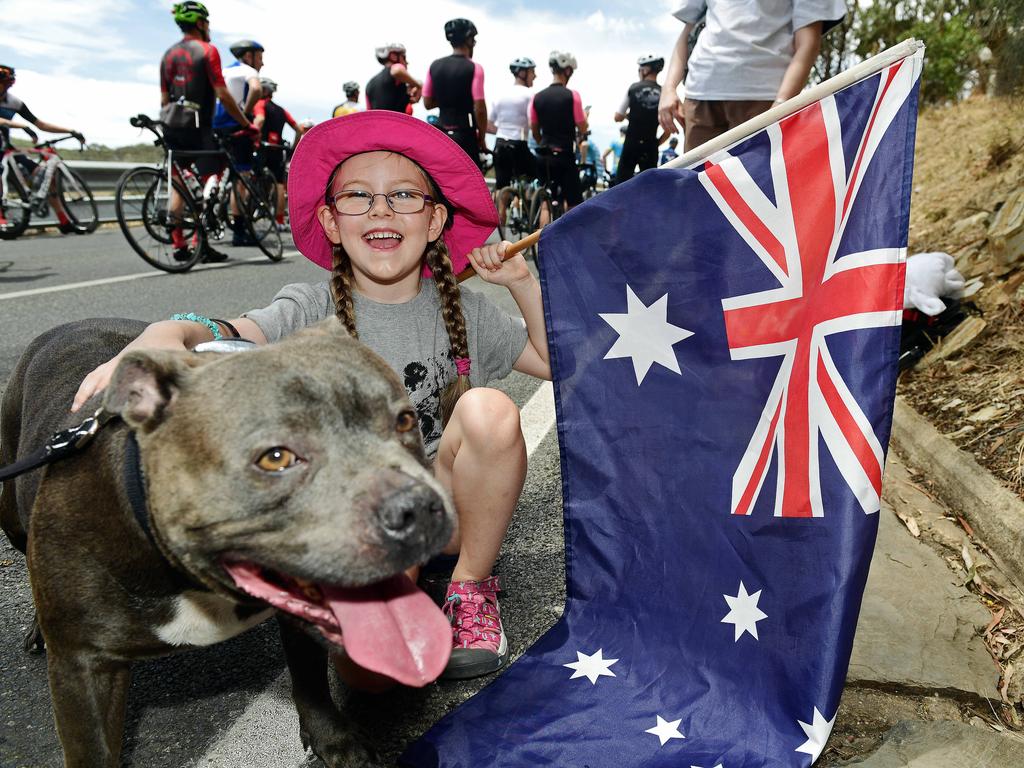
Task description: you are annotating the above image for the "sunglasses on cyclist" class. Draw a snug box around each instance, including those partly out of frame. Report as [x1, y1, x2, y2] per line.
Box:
[326, 188, 436, 216]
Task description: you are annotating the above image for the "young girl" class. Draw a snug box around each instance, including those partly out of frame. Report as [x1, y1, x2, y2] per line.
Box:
[72, 110, 551, 683]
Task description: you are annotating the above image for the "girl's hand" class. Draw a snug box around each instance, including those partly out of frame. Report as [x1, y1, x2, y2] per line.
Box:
[72, 354, 127, 412]
[466, 241, 531, 288]
[71, 328, 192, 412]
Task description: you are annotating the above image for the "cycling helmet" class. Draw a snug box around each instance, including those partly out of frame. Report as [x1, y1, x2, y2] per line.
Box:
[509, 57, 536, 76]
[444, 18, 477, 45]
[637, 54, 664, 73]
[343, 80, 360, 97]
[375, 43, 406, 64]
[0, 65, 14, 83]
[548, 50, 578, 71]
[230, 40, 265, 59]
[171, 1, 209, 24]
[260, 77, 277, 94]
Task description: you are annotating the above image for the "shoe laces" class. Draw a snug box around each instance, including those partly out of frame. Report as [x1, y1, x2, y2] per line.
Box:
[443, 576, 502, 648]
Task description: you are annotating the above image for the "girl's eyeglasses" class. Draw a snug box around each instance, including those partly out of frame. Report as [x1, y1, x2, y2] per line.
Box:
[326, 189, 436, 216]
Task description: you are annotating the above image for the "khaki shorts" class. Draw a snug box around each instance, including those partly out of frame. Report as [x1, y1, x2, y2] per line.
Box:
[683, 98, 774, 153]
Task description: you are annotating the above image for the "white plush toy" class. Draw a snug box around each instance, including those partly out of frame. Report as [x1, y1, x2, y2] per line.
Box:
[904, 252, 966, 316]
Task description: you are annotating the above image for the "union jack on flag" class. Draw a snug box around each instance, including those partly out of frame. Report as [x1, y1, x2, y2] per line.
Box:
[404, 47, 923, 768]
[703, 62, 916, 519]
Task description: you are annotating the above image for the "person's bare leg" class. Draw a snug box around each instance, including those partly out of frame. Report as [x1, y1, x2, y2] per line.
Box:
[434, 388, 526, 583]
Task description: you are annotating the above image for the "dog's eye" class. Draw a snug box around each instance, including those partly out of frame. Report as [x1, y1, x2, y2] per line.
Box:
[396, 410, 418, 433]
[256, 447, 300, 472]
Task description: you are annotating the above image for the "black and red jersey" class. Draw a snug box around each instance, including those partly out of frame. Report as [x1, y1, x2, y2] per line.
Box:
[529, 83, 585, 153]
[254, 98, 295, 145]
[423, 54, 484, 130]
[159, 37, 226, 130]
[365, 65, 410, 112]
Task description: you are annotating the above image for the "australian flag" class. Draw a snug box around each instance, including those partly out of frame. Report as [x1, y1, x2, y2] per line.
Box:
[404, 49, 923, 767]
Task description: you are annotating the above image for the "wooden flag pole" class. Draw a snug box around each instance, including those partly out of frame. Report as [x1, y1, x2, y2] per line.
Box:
[455, 229, 542, 282]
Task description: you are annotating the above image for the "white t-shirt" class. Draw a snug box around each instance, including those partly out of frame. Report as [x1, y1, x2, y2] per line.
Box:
[674, 0, 845, 100]
[488, 85, 533, 141]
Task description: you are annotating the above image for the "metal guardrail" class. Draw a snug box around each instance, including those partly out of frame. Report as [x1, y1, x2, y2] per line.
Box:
[28, 160, 157, 230]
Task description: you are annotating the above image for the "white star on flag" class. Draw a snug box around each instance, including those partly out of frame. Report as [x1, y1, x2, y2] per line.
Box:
[721, 581, 768, 641]
[599, 285, 694, 385]
[563, 648, 618, 684]
[795, 707, 836, 761]
[645, 715, 685, 746]
[690, 764, 724, 768]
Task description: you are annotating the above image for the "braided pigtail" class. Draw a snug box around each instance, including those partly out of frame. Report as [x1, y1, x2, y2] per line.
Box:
[329, 244, 359, 339]
[425, 238, 471, 426]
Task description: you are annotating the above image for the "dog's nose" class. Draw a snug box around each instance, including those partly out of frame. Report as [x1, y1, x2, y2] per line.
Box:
[377, 483, 445, 540]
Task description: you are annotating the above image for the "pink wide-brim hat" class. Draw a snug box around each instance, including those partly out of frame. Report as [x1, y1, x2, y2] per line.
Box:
[287, 111, 497, 275]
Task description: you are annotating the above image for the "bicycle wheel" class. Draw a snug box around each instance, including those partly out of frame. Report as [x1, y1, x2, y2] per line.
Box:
[495, 186, 514, 241]
[253, 167, 278, 221]
[0, 170, 31, 240]
[507, 188, 531, 241]
[116, 166, 203, 272]
[56, 166, 99, 234]
[526, 188, 550, 261]
[241, 177, 283, 262]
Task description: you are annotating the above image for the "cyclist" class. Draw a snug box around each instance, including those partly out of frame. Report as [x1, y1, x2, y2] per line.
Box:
[0, 63, 87, 231]
[423, 18, 487, 168]
[160, 3, 254, 262]
[331, 81, 362, 117]
[487, 57, 535, 190]
[612, 54, 668, 185]
[365, 43, 422, 113]
[659, 136, 679, 165]
[212, 39, 265, 247]
[601, 125, 626, 178]
[529, 50, 588, 216]
[253, 77, 305, 230]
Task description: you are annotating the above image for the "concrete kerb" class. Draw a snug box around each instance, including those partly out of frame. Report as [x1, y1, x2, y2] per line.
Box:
[890, 396, 1024, 592]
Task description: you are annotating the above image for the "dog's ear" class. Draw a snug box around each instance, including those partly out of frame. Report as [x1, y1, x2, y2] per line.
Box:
[293, 316, 349, 340]
[102, 351, 209, 431]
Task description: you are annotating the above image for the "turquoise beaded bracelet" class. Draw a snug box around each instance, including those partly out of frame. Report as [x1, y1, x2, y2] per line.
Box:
[170, 312, 223, 341]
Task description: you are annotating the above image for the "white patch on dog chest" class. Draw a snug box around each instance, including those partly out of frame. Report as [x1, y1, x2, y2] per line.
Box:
[154, 592, 272, 647]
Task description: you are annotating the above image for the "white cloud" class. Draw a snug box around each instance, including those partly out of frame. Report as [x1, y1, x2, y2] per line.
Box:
[7, 1, 689, 151]
[11, 70, 157, 148]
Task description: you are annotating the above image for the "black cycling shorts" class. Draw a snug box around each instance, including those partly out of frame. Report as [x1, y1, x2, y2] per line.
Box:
[164, 126, 222, 178]
[537, 150, 583, 207]
[441, 126, 482, 170]
[215, 129, 256, 173]
[614, 136, 659, 185]
[493, 139, 535, 189]
[263, 148, 286, 184]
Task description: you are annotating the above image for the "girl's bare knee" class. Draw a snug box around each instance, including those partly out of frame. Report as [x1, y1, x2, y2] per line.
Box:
[454, 388, 522, 450]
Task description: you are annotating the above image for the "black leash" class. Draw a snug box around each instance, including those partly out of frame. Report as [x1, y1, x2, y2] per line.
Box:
[0, 408, 117, 483]
[1, 409, 159, 554]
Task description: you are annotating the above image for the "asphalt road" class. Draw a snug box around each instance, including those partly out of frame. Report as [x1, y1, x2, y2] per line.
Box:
[0, 228, 565, 767]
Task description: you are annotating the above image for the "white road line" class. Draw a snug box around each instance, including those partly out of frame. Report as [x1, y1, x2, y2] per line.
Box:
[0, 251, 299, 302]
[198, 381, 557, 767]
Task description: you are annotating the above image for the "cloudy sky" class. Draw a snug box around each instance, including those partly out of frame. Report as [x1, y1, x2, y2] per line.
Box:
[0, 0, 685, 152]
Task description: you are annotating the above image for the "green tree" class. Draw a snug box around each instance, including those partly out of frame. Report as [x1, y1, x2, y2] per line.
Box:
[855, 0, 982, 103]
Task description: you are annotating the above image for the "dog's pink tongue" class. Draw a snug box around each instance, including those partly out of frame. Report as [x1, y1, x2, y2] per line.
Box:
[324, 574, 451, 687]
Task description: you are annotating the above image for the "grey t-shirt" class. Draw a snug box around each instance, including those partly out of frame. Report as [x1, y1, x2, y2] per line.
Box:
[244, 280, 529, 457]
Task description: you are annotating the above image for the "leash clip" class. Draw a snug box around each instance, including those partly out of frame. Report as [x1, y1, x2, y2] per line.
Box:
[46, 407, 113, 455]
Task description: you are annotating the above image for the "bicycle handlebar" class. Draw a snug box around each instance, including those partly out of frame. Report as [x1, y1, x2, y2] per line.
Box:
[34, 134, 85, 151]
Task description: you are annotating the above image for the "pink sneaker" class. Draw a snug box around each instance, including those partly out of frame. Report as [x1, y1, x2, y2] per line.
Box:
[441, 576, 509, 680]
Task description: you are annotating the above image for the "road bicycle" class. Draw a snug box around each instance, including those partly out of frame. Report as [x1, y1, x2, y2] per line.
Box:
[525, 149, 574, 255]
[494, 174, 538, 250]
[114, 114, 282, 273]
[0, 133, 98, 240]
